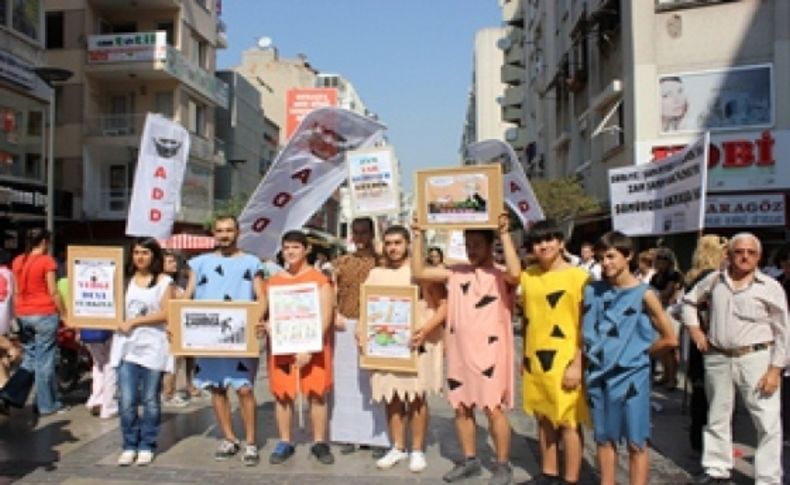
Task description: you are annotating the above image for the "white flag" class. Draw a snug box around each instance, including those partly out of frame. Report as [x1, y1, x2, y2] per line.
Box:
[464, 139, 544, 227]
[125, 113, 190, 239]
[238, 108, 385, 258]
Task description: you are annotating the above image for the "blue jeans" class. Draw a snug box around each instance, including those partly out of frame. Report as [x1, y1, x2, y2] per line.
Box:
[18, 314, 62, 414]
[118, 361, 163, 452]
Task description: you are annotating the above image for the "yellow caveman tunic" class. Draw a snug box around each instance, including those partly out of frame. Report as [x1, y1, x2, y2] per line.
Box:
[520, 265, 590, 427]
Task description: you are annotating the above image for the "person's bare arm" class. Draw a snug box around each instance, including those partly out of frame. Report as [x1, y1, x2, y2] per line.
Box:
[183, 269, 197, 300]
[254, 274, 268, 338]
[499, 213, 521, 286]
[46, 270, 66, 315]
[411, 224, 450, 283]
[411, 296, 447, 348]
[644, 289, 679, 355]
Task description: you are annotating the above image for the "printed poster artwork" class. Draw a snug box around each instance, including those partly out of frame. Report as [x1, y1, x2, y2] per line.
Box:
[73, 259, 116, 318]
[180, 308, 248, 352]
[365, 296, 412, 359]
[425, 173, 489, 224]
[269, 283, 323, 355]
[348, 148, 399, 215]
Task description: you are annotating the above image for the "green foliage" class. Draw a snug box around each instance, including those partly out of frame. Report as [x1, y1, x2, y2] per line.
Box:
[531, 177, 601, 222]
[204, 193, 250, 230]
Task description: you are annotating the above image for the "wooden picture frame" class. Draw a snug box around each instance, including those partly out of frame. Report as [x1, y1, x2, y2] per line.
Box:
[66, 246, 125, 329]
[269, 282, 324, 356]
[168, 300, 261, 357]
[359, 284, 418, 373]
[415, 164, 503, 230]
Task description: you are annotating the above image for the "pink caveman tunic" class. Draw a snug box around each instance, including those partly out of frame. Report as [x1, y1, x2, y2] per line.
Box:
[445, 264, 514, 411]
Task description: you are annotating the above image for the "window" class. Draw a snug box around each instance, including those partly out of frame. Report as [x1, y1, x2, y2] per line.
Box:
[154, 92, 173, 117]
[190, 34, 208, 68]
[188, 99, 205, 136]
[0, 0, 7, 27]
[27, 111, 42, 136]
[25, 153, 41, 179]
[156, 21, 174, 45]
[12, 0, 41, 41]
[110, 22, 136, 33]
[45, 11, 64, 49]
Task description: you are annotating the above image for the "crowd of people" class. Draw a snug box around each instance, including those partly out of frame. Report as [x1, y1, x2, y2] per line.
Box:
[0, 217, 787, 485]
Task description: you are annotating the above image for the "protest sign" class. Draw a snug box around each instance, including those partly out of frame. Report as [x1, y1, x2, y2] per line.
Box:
[464, 139, 544, 227]
[238, 108, 385, 259]
[347, 147, 400, 216]
[609, 133, 709, 236]
[359, 285, 418, 373]
[169, 300, 260, 357]
[125, 113, 190, 239]
[66, 246, 124, 329]
[268, 282, 323, 355]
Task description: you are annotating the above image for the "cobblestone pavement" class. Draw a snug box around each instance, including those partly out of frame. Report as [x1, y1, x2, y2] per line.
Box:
[0, 336, 781, 484]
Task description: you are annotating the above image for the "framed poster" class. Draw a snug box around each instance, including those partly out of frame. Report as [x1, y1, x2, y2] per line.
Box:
[66, 246, 125, 329]
[347, 147, 400, 216]
[415, 164, 503, 229]
[268, 282, 323, 355]
[359, 285, 418, 373]
[168, 300, 260, 357]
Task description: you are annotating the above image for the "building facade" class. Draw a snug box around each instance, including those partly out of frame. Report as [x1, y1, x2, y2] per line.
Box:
[43, 0, 228, 242]
[502, 0, 790, 246]
[0, 1, 57, 250]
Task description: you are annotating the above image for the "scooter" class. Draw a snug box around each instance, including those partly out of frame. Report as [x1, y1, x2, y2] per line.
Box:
[56, 322, 92, 394]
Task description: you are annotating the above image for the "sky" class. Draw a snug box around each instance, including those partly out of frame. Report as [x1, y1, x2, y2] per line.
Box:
[217, 0, 503, 192]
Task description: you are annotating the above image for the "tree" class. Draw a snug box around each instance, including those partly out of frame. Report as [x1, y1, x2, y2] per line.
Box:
[531, 177, 601, 222]
[204, 193, 250, 229]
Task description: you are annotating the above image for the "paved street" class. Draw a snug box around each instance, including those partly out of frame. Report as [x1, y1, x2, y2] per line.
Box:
[0, 337, 782, 484]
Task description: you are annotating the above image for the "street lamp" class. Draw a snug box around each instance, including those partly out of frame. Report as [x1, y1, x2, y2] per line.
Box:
[34, 67, 73, 246]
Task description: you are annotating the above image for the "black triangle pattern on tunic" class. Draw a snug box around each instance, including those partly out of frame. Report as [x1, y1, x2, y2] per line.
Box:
[224, 295, 233, 302]
[447, 378, 462, 391]
[236, 361, 249, 372]
[475, 295, 497, 308]
[482, 366, 495, 378]
[607, 325, 619, 338]
[582, 302, 592, 315]
[623, 307, 637, 316]
[198, 275, 208, 286]
[488, 336, 499, 344]
[535, 349, 557, 372]
[587, 395, 595, 409]
[418, 345, 427, 355]
[625, 383, 639, 401]
[460, 282, 470, 294]
[215, 265, 224, 276]
[243, 269, 253, 281]
[523, 356, 531, 373]
[546, 290, 565, 309]
[550, 325, 565, 338]
[278, 363, 291, 375]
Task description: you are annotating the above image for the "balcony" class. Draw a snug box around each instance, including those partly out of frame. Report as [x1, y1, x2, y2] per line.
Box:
[501, 64, 525, 85]
[502, 0, 524, 25]
[216, 19, 228, 49]
[505, 126, 528, 150]
[499, 85, 525, 108]
[89, 0, 180, 11]
[84, 113, 147, 139]
[505, 42, 525, 67]
[86, 31, 229, 108]
[190, 133, 215, 162]
[502, 105, 523, 124]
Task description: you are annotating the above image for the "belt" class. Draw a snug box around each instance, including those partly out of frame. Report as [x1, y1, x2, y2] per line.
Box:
[709, 342, 772, 358]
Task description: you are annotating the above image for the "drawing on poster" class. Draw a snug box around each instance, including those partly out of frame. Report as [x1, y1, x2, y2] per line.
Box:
[365, 296, 413, 359]
[425, 173, 489, 224]
[180, 308, 248, 352]
[269, 283, 323, 355]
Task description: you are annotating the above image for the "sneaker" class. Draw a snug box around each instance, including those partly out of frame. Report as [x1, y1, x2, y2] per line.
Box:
[489, 462, 513, 485]
[376, 447, 408, 469]
[241, 444, 259, 466]
[687, 473, 734, 484]
[408, 450, 427, 472]
[136, 450, 154, 466]
[117, 450, 137, 466]
[443, 456, 482, 482]
[163, 395, 189, 408]
[269, 441, 295, 464]
[524, 474, 562, 485]
[214, 439, 240, 461]
[310, 442, 334, 465]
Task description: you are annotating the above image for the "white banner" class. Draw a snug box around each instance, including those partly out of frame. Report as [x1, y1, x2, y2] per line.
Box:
[464, 139, 544, 227]
[610, 133, 709, 236]
[125, 113, 190, 239]
[347, 147, 399, 216]
[705, 193, 785, 228]
[239, 108, 385, 258]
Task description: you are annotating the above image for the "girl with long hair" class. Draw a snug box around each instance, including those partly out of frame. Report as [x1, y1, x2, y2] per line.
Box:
[109, 238, 173, 466]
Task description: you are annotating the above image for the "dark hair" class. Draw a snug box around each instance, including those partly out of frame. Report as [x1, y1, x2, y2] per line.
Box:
[660, 76, 683, 85]
[428, 246, 443, 259]
[214, 214, 239, 230]
[351, 217, 374, 232]
[464, 229, 496, 245]
[25, 228, 51, 254]
[282, 230, 308, 247]
[383, 225, 410, 243]
[594, 231, 634, 258]
[128, 237, 164, 287]
[526, 219, 564, 247]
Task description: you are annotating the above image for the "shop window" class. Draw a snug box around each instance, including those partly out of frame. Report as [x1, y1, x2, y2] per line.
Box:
[45, 11, 64, 49]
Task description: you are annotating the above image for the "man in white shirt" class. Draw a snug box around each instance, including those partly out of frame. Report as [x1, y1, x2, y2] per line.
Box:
[578, 242, 601, 280]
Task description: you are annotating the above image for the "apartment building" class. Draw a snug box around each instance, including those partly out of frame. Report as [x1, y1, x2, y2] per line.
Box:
[0, 1, 57, 249]
[43, 0, 228, 241]
[503, 0, 790, 244]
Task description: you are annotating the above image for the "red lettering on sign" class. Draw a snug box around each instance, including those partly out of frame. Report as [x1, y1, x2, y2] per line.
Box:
[154, 166, 167, 179]
[152, 187, 164, 200]
[518, 201, 530, 212]
[754, 130, 775, 166]
[273, 192, 292, 208]
[652, 131, 776, 169]
[150, 209, 161, 221]
[252, 217, 270, 233]
[721, 141, 754, 168]
[292, 168, 312, 184]
[510, 181, 522, 193]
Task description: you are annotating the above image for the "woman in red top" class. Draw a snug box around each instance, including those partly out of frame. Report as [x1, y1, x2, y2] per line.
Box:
[1, 229, 66, 415]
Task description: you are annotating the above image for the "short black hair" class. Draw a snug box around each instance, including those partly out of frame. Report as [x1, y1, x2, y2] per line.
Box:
[351, 217, 374, 232]
[281, 230, 308, 247]
[383, 225, 410, 242]
[526, 219, 564, 247]
[594, 231, 634, 258]
[464, 229, 496, 245]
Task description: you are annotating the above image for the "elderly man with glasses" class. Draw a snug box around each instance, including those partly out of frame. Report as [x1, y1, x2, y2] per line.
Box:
[682, 232, 788, 485]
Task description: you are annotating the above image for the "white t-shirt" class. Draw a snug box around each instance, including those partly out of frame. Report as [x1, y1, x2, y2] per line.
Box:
[110, 274, 172, 371]
[0, 266, 13, 335]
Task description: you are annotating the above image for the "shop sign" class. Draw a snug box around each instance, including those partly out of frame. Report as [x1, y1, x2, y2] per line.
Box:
[0, 185, 46, 210]
[87, 31, 167, 64]
[705, 193, 785, 228]
[637, 129, 790, 191]
[0, 50, 36, 90]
